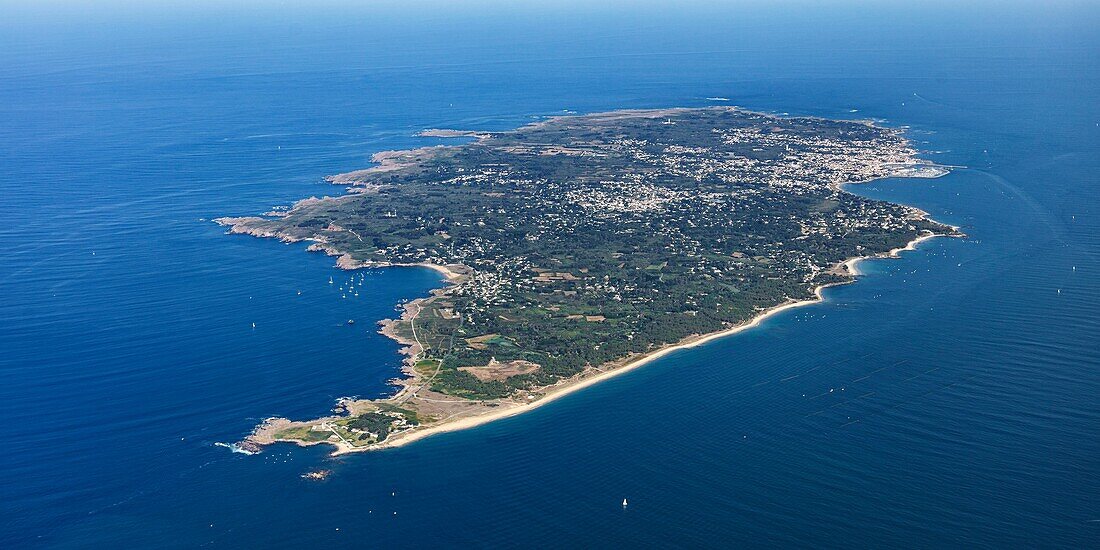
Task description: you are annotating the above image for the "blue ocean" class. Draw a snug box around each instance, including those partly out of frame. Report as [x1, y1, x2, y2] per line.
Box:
[2, 1, 1097, 547]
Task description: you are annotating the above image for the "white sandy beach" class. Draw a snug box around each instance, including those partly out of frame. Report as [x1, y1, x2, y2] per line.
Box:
[320, 228, 951, 455]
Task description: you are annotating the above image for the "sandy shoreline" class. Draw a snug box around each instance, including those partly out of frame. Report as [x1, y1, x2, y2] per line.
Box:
[222, 108, 961, 456]
[238, 223, 955, 456]
[308, 227, 953, 455]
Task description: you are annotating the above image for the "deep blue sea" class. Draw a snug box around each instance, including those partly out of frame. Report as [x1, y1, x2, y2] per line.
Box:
[2, 1, 1098, 547]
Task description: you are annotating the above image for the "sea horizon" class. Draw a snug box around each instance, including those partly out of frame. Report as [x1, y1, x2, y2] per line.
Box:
[2, 1, 1098, 547]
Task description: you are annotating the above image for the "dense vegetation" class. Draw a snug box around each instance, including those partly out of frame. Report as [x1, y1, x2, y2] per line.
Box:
[222, 107, 953, 402]
[346, 412, 396, 441]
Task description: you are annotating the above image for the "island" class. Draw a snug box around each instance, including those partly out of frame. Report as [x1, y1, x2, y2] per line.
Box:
[216, 107, 958, 454]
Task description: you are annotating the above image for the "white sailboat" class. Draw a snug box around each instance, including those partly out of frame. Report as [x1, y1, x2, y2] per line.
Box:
[622, 498, 628, 507]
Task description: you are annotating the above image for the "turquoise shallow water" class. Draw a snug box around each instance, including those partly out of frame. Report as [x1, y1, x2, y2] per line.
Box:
[1, 1, 1098, 547]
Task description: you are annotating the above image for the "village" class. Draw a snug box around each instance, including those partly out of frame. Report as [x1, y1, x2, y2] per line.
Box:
[219, 107, 955, 449]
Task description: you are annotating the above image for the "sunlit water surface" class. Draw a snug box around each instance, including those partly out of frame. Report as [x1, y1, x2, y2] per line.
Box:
[1, 2, 1097, 547]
